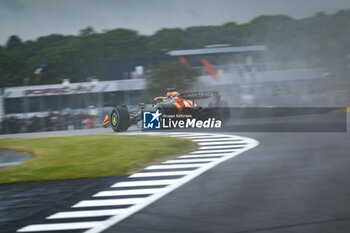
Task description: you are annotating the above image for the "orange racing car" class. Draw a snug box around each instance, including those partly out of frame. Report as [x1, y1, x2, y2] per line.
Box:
[103, 88, 229, 132]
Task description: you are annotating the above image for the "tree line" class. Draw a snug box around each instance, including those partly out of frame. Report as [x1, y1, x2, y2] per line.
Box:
[1, 9, 350, 88]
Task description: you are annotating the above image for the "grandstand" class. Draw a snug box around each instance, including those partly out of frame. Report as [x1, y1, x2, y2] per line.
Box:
[1, 79, 144, 133]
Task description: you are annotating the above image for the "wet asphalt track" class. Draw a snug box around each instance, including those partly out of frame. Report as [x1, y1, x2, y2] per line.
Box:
[1, 117, 350, 233]
[104, 132, 350, 233]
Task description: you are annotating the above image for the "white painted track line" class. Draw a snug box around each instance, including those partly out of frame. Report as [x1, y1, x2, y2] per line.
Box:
[167, 132, 203, 135]
[17, 222, 102, 232]
[193, 138, 242, 142]
[84, 135, 259, 233]
[17, 133, 259, 233]
[178, 153, 228, 158]
[166, 133, 206, 137]
[190, 149, 236, 154]
[142, 133, 207, 138]
[129, 171, 192, 178]
[145, 164, 203, 169]
[94, 189, 163, 197]
[163, 158, 216, 163]
[183, 135, 232, 139]
[47, 209, 127, 219]
[73, 198, 145, 208]
[198, 141, 246, 146]
[199, 145, 243, 150]
[111, 179, 179, 187]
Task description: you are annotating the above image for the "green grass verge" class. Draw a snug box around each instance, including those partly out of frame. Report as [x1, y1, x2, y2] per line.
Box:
[0, 135, 196, 184]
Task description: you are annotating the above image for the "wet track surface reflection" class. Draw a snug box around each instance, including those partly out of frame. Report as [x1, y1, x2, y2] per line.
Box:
[0, 176, 126, 233]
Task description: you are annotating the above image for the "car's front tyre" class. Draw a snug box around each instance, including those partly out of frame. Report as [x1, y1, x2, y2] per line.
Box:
[110, 106, 130, 132]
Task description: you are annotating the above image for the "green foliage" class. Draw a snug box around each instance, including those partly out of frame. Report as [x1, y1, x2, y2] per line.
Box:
[1, 9, 350, 88]
[0, 46, 29, 87]
[5, 35, 22, 50]
[149, 28, 190, 50]
[79, 26, 96, 37]
[145, 61, 199, 99]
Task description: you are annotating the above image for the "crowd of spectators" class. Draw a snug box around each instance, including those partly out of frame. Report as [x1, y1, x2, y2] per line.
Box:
[1, 111, 99, 134]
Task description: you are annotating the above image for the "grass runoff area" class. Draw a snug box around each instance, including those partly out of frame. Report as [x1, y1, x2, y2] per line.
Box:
[0, 135, 196, 184]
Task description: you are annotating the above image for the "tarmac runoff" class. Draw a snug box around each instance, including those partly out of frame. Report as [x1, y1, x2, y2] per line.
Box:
[0, 150, 31, 169]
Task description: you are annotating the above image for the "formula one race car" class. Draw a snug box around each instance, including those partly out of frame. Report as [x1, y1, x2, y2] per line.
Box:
[103, 88, 229, 132]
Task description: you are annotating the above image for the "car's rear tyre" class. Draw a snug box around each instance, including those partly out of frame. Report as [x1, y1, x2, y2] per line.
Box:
[110, 106, 130, 132]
